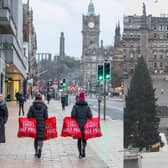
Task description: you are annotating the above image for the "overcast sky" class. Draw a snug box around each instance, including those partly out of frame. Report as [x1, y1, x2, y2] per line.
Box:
[22, 0, 123, 58]
[125, 0, 168, 16]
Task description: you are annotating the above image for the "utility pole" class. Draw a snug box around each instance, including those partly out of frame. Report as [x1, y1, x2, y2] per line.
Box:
[103, 79, 106, 120]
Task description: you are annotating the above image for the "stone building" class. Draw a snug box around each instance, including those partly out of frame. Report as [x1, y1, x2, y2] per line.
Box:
[123, 3, 168, 76]
[23, 2, 37, 78]
[0, 0, 28, 100]
[80, 0, 123, 91]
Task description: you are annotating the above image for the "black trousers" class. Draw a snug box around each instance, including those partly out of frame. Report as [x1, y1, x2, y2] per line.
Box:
[61, 103, 65, 110]
[77, 129, 87, 155]
[34, 138, 43, 153]
[19, 103, 24, 116]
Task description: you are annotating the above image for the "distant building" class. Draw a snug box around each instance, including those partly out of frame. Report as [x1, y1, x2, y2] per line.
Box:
[36, 53, 52, 63]
[123, 3, 168, 76]
[59, 32, 65, 58]
[80, 0, 123, 90]
[0, 0, 28, 100]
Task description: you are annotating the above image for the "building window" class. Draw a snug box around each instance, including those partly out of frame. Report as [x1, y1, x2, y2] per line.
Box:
[23, 48, 26, 57]
[153, 26, 156, 30]
[160, 62, 163, 68]
[130, 53, 134, 58]
[160, 54, 163, 59]
[154, 33, 157, 38]
[160, 34, 163, 39]
[160, 25, 163, 31]
[154, 55, 157, 59]
[154, 63, 157, 68]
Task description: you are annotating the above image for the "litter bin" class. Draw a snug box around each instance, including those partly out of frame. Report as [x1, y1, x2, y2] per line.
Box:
[65, 95, 68, 106]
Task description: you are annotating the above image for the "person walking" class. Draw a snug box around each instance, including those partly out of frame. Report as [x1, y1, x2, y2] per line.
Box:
[0, 94, 8, 144]
[18, 91, 25, 116]
[27, 94, 48, 158]
[75, 92, 78, 102]
[46, 92, 51, 104]
[15, 91, 19, 104]
[71, 91, 92, 159]
[61, 92, 65, 110]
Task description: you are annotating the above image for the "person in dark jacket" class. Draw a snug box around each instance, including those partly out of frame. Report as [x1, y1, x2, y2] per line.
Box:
[15, 91, 19, 104]
[71, 91, 92, 159]
[46, 93, 51, 104]
[0, 94, 8, 143]
[18, 91, 25, 116]
[27, 94, 48, 158]
[61, 92, 65, 110]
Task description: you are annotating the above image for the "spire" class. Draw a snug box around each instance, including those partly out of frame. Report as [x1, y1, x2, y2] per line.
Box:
[143, 2, 146, 17]
[141, 2, 147, 29]
[118, 21, 120, 34]
[88, 0, 95, 16]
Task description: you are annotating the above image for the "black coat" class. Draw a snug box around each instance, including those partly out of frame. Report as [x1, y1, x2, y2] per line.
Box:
[61, 96, 65, 105]
[18, 93, 25, 104]
[0, 101, 8, 143]
[27, 101, 48, 139]
[71, 100, 92, 136]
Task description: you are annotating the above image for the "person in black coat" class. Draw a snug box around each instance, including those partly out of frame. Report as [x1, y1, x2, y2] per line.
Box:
[61, 92, 65, 110]
[71, 91, 92, 159]
[46, 93, 51, 104]
[27, 94, 48, 158]
[0, 94, 8, 143]
[18, 91, 25, 116]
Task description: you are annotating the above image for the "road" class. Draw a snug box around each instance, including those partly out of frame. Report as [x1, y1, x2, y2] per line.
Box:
[69, 96, 123, 120]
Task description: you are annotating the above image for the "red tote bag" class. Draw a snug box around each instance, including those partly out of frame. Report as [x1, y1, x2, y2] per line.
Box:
[17, 117, 36, 138]
[44, 117, 58, 140]
[61, 117, 82, 138]
[84, 117, 102, 140]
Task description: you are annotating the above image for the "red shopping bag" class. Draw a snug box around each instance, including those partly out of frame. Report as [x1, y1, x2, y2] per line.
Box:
[17, 117, 36, 138]
[61, 117, 81, 138]
[84, 117, 102, 140]
[44, 117, 57, 140]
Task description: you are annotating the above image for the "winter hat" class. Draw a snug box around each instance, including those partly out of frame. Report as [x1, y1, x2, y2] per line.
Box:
[35, 94, 42, 101]
[78, 91, 85, 101]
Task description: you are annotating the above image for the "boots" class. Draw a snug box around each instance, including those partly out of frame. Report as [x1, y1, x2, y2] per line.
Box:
[37, 140, 43, 158]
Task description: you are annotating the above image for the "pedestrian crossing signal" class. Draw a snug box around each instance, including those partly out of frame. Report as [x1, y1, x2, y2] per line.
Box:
[97, 65, 103, 81]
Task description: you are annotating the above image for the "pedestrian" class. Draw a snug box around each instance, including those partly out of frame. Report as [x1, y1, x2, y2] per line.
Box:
[18, 91, 25, 116]
[15, 91, 19, 104]
[75, 93, 78, 102]
[0, 94, 8, 143]
[46, 93, 51, 104]
[161, 88, 164, 95]
[27, 94, 48, 158]
[71, 91, 92, 159]
[61, 92, 65, 110]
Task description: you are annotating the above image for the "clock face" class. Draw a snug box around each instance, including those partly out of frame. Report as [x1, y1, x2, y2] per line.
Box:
[88, 22, 95, 28]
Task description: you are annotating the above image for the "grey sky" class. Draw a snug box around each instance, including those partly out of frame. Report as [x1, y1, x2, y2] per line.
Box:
[23, 0, 123, 58]
[125, 0, 168, 16]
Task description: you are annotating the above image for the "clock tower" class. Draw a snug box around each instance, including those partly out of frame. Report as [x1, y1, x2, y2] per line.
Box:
[81, 0, 100, 88]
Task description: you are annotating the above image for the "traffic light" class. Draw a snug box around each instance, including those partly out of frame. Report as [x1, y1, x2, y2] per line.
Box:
[58, 80, 63, 89]
[62, 78, 66, 87]
[104, 62, 111, 80]
[97, 64, 103, 81]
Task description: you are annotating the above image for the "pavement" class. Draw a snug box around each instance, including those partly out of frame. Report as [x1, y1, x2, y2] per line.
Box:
[0, 99, 123, 168]
[141, 146, 168, 168]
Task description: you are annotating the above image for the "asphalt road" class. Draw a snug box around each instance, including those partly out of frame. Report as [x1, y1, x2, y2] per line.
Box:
[69, 96, 123, 120]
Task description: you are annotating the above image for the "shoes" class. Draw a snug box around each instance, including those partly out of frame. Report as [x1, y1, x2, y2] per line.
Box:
[79, 154, 82, 159]
[82, 149, 85, 157]
[37, 148, 41, 158]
